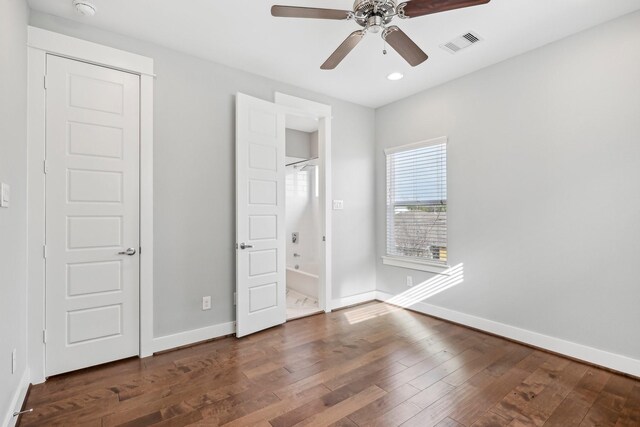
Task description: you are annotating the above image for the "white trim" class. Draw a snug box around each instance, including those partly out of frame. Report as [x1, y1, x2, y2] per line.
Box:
[274, 93, 332, 119]
[376, 291, 640, 378]
[3, 368, 30, 427]
[27, 27, 154, 77]
[27, 29, 154, 381]
[382, 256, 449, 273]
[331, 291, 377, 311]
[152, 322, 236, 354]
[139, 75, 154, 357]
[26, 45, 47, 384]
[274, 93, 333, 313]
[384, 136, 447, 156]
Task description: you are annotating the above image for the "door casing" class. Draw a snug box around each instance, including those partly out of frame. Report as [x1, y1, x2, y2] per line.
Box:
[275, 92, 333, 314]
[27, 26, 155, 384]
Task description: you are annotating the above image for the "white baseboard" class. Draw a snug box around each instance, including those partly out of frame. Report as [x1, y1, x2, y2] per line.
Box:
[331, 291, 377, 311]
[151, 321, 236, 354]
[376, 291, 640, 378]
[150, 292, 377, 354]
[3, 368, 30, 427]
[149, 292, 377, 355]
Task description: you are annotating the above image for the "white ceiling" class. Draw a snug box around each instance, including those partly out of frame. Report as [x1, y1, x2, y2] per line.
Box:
[27, 0, 640, 108]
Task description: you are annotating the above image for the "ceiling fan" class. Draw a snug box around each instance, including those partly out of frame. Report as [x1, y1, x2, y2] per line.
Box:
[271, 0, 490, 70]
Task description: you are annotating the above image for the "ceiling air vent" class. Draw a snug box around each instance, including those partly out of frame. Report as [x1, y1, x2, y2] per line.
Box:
[441, 32, 483, 54]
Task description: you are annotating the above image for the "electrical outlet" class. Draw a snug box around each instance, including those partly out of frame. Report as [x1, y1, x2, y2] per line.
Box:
[406, 276, 414, 287]
[202, 296, 211, 311]
[332, 200, 344, 210]
[11, 349, 16, 374]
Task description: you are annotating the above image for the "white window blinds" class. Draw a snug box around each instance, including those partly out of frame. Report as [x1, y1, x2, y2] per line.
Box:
[386, 138, 447, 264]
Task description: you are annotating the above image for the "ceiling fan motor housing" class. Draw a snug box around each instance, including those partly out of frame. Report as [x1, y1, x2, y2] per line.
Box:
[353, 0, 397, 28]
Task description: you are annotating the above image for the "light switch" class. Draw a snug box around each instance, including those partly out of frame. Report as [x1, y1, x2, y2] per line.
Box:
[0, 183, 9, 208]
[332, 200, 344, 210]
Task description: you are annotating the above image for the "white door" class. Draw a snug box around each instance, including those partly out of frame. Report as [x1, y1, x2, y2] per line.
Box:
[236, 93, 286, 337]
[45, 55, 140, 376]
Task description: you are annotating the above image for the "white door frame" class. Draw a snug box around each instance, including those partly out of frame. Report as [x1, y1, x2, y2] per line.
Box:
[274, 93, 332, 312]
[26, 27, 155, 383]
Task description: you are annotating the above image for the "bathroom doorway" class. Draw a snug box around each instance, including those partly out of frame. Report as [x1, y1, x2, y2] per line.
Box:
[284, 118, 324, 320]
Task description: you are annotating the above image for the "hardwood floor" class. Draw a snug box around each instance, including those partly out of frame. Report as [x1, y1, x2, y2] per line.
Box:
[20, 302, 640, 426]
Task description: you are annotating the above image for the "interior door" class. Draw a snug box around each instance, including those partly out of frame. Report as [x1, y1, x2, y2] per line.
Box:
[236, 93, 286, 337]
[45, 55, 140, 376]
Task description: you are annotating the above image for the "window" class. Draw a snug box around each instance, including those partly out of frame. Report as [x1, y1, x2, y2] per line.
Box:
[385, 137, 447, 268]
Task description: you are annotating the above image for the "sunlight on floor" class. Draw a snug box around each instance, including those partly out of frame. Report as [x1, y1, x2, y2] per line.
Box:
[343, 263, 464, 325]
[388, 263, 464, 308]
[343, 303, 404, 324]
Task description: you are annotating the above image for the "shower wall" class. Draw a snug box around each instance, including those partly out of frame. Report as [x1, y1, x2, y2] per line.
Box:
[286, 165, 321, 270]
[286, 130, 321, 297]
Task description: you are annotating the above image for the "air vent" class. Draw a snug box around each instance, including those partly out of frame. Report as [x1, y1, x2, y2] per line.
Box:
[441, 32, 483, 54]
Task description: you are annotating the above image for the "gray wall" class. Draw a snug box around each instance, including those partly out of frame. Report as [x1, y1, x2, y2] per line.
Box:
[30, 12, 377, 338]
[285, 129, 313, 160]
[0, 0, 29, 419]
[376, 11, 640, 360]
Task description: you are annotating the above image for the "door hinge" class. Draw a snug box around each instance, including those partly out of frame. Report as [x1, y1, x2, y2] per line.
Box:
[139, 246, 142, 255]
[43, 75, 47, 90]
[42, 330, 47, 344]
[42, 244, 47, 259]
[43, 160, 48, 174]
[233, 292, 237, 306]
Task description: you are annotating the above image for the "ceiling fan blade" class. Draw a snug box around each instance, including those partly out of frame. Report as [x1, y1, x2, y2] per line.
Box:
[398, 0, 490, 18]
[382, 26, 428, 67]
[271, 5, 352, 20]
[321, 30, 366, 70]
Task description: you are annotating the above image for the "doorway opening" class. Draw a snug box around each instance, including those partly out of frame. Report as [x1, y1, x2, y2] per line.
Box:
[235, 92, 331, 337]
[284, 121, 323, 320]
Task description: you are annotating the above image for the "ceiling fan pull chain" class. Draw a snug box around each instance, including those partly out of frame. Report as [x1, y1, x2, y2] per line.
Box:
[383, 38, 387, 55]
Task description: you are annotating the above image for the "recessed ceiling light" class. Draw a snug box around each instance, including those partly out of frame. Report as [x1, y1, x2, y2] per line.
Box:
[387, 72, 404, 81]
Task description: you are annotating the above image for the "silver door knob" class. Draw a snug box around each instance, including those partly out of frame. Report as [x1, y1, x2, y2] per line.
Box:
[239, 243, 253, 250]
[118, 248, 137, 256]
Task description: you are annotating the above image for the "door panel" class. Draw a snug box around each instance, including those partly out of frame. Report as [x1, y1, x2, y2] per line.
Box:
[236, 93, 286, 337]
[45, 55, 140, 376]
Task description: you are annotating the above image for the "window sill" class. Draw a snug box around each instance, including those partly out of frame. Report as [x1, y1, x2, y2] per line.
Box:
[381, 256, 450, 274]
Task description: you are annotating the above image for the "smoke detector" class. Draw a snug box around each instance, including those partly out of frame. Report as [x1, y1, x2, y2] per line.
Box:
[73, 0, 96, 17]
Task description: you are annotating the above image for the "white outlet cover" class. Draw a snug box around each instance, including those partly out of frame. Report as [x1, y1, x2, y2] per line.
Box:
[333, 200, 344, 210]
[202, 296, 211, 310]
[406, 276, 413, 287]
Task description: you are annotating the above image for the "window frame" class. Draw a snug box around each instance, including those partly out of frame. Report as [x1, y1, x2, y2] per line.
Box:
[382, 136, 449, 273]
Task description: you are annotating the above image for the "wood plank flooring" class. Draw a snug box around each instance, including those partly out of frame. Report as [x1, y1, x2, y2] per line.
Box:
[20, 302, 640, 426]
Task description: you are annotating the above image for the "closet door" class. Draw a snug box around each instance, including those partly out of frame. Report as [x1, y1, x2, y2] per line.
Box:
[45, 55, 140, 375]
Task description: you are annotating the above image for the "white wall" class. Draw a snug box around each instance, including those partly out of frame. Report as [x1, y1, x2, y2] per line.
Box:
[376, 11, 640, 366]
[29, 12, 377, 338]
[0, 0, 30, 424]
